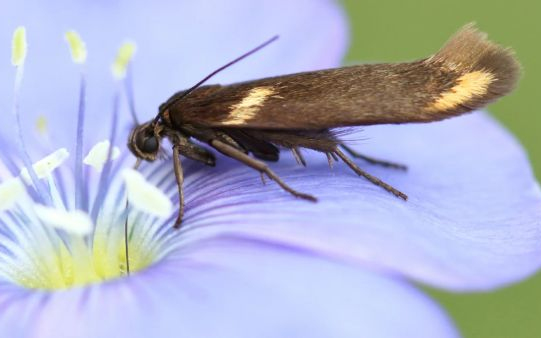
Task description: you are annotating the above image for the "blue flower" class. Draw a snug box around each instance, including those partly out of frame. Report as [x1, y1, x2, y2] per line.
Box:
[1, 1, 540, 338]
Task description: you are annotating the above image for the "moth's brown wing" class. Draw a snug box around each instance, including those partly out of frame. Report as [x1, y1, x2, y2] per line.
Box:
[165, 24, 519, 130]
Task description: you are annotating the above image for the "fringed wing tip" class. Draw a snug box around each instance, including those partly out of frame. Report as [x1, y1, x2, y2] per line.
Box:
[423, 23, 520, 115]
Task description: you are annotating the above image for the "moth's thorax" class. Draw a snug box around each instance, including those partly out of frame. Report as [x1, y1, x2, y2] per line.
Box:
[160, 104, 218, 143]
[162, 84, 223, 127]
[159, 110, 194, 140]
[161, 109, 173, 127]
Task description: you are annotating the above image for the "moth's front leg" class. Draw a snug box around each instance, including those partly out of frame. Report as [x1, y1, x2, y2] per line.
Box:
[174, 134, 216, 166]
[172, 143, 185, 229]
[171, 136, 217, 228]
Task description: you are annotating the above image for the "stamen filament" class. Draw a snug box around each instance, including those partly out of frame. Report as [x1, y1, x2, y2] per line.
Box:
[64, 30, 89, 211]
[74, 74, 87, 210]
[11, 27, 51, 205]
[90, 90, 120, 221]
[125, 65, 140, 125]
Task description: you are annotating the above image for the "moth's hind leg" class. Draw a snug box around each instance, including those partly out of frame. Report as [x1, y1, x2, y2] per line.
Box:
[334, 148, 408, 201]
[291, 147, 307, 167]
[340, 144, 407, 170]
[210, 139, 317, 202]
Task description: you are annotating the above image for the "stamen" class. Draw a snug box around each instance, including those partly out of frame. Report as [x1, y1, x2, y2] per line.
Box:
[11, 27, 51, 204]
[91, 42, 134, 220]
[64, 30, 87, 64]
[112, 40, 139, 275]
[74, 76, 87, 209]
[20, 148, 70, 184]
[35, 115, 48, 136]
[65, 30, 88, 210]
[83, 140, 120, 172]
[90, 92, 120, 221]
[111, 41, 136, 80]
[34, 205, 93, 236]
[125, 64, 140, 125]
[0, 178, 26, 211]
[11, 26, 27, 67]
[122, 168, 172, 217]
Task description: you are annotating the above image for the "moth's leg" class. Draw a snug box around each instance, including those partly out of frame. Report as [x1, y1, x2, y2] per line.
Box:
[215, 131, 246, 152]
[340, 144, 407, 170]
[169, 136, 216, 228]
[210, 139, 317, 202]
[325, 153, 335, 169]
[334, 148, 408, 201]
[291, 147, 306, 167]
[172, 144, 185, 228]
[180, 141, 216, 166]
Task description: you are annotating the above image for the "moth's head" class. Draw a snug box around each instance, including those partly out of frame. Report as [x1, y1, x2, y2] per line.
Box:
[128, 121, 161, 161]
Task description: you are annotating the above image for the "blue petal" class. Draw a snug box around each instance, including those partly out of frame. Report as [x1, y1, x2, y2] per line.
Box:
[0, 239, 459, 338]
[0, 0, 347, 153]
[174, 113, 541, 291]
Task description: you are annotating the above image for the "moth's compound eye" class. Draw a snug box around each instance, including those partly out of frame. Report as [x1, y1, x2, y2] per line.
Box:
[142, 136, 159, 153]
[136, 135, 158, 154]
[135, 131, 159, 154]
[128, 123, 161, 161]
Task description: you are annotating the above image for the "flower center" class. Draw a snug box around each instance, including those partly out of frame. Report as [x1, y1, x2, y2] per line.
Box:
[8, 222, 155, 289]
[0, 145, 176, 290]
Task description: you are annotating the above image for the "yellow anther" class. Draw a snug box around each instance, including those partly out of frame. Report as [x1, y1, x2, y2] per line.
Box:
[36, 115, 48, 135]
[65, 30, 87, 64]
[111, 41, 136, 80]
[11, 26, 27, 66]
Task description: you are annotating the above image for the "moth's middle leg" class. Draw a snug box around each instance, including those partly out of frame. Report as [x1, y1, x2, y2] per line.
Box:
[210, 139, 317, 202]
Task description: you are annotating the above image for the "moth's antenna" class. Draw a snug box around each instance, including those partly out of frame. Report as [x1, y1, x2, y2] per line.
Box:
[124, 158, 141, 276]
[124, 208, 130, 275]
[154, 35, 279, 124]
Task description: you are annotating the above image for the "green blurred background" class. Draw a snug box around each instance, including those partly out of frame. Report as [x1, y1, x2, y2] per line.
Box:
[341, 1, 540, 337]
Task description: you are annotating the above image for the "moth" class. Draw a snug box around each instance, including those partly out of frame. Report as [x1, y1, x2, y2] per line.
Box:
[128, 24, 520, 228]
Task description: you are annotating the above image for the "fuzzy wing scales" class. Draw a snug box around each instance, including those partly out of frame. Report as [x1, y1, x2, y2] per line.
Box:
[165, 24, 519, 130]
